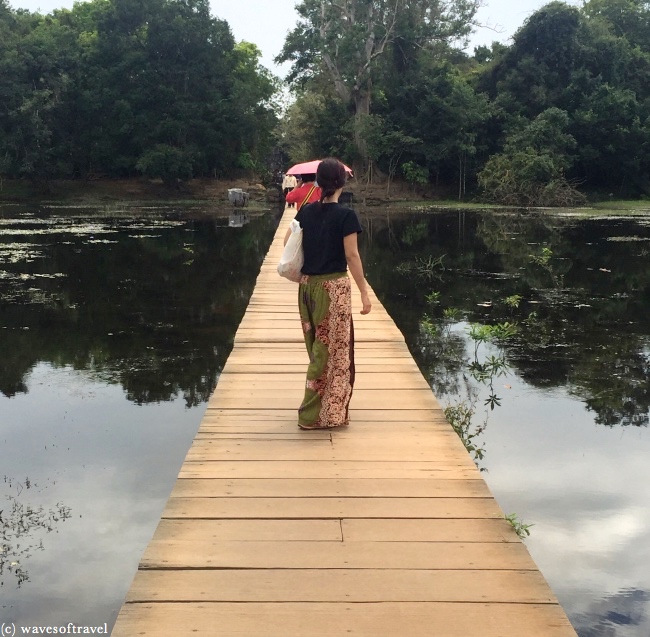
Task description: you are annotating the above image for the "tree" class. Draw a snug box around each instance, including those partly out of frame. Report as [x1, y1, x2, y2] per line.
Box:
[478, 108, 586, 206]
[135, 144, 194, 186]
[0, 7, 85, 184]
[230, 42, 280, 174]
[357, 114, 421, 193]
[474, 1, 650, 196]
[277, 0, 481, 166]
[479, 2, 584, 119]
[0, 0, 280, 182]
[276, 84, 352, 163]
[583, 0, 650, 51]
[377, 58, 491, 195]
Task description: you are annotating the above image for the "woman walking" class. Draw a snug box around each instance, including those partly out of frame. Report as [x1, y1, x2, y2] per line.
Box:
[285, 173, 321, 210]
[284, 158, 371, 429]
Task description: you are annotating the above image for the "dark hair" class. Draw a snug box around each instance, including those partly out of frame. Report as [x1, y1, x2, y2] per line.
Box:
[316, 158, 347, 203]
[299, 173, 316, 182]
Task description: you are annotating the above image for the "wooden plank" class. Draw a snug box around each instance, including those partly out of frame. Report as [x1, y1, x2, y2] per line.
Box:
[207, 390, 441, 411]
[149, 517, 515, 543]
[222, 352, 414, 363]
[214, 373, 432, 390]
[126, 569, 556, 603]
[194, 431, 333, 440]
[150, 519, 342, 542]
[161, 497, 503, 519]
[228, 341, 412, 350]
[140, 539, 537, 570]
[237, 326, 404, 343]
[196, 422, 449, 432]
[184, 441, 468, 462]
[235, 332, 405, 343]
[341, 518, 518, 542]
[196, 422, 452, 435]
[112, 603, 577, 637]
[209, 389, 436, 400]
[238, 314, 396, 323]
[184, 447, 464, 462]
[202, 408, 445, 422]
[169, 478, 491, 498]
[221, 363, 423, 374]
[178, 461, 480, 480]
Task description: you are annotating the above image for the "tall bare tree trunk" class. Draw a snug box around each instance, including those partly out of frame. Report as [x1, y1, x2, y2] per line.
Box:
[354, 88, 371, 169]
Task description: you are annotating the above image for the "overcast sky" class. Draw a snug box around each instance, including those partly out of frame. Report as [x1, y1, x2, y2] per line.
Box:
[9, 0, 583, 73]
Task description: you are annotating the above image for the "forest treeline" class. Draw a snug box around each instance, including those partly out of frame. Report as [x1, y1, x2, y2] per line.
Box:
[2, 0, 650, 203]
[0, 0, 277, 185]
[280, 0, 650, 203]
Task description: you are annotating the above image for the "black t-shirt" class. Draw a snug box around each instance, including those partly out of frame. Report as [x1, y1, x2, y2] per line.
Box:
[295, 202, 362, 275]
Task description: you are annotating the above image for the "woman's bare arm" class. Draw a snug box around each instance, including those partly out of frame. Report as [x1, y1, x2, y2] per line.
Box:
[343, 233, 371, 314]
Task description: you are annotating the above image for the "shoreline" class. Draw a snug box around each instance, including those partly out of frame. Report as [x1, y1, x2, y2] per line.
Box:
[1, 178, 649, 217]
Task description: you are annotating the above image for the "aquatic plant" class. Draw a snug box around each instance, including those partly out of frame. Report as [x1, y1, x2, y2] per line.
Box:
[505, 513, 534, 539]
[444, 400, 486, 468]
[425, 290, 441, 306]
[467, 322, 518, 410]
[1, 477, 71, 587]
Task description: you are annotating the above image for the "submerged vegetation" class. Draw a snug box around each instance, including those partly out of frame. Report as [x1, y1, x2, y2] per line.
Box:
[440, 320, 517, 469]
[1, 477, 71, 587]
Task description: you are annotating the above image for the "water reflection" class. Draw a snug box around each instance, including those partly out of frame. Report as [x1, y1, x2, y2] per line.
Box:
[228, 210, 249, 227]
[0, 205, 277, 404]
[574, 589, 650, 636]
[0, 204, 277, 627]
[358, 208, 650, 637]
[360, 210, 650, 429]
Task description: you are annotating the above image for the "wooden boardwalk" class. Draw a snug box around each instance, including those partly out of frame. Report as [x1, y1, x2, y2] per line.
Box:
[112, 208, 578, 637]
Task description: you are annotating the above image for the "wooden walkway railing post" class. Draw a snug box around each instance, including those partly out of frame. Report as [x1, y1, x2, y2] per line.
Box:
[111, 207, 578, 637]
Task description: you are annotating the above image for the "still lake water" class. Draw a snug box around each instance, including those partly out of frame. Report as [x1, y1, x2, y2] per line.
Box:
[1, 202, 649, 636]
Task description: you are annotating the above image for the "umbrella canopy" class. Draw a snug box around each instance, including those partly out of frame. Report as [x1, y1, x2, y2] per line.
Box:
[286, 159, 353, 176]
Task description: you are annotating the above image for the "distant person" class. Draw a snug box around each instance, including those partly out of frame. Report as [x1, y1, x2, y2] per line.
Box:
[283, 158, 371, 430]
[285, 173, 321, 210]
[282, 173, 297, 199]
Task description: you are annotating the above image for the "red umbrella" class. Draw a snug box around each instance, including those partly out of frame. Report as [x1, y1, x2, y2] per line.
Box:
[286, 159, 353, 176]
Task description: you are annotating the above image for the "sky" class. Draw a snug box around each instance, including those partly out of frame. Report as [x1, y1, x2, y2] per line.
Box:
[9, 0, 584, 73]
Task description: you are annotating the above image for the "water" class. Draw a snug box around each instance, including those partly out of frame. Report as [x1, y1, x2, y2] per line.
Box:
[0, 202, 278, 626]
[1, 203, 649, 635]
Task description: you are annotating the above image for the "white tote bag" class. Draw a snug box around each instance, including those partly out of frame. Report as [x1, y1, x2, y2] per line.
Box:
[277, 219, 304, 282]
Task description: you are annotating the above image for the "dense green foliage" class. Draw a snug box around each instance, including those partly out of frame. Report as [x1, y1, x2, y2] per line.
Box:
[276, 0, 481, 166]
[0, 0, 278, 183]
[278, 0, 650, 203]
[4, 0, 650, 202]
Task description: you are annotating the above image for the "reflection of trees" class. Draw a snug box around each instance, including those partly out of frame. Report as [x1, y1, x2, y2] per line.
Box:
[361, 209, 650, 428]
[573, 588, 650, 637]
[0, 214, 277, 405]
[415, 321, 468, 399]
[570, 338, 650, 427]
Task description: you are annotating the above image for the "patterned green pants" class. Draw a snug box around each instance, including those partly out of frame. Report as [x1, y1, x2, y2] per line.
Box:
[297, 272, 355, 428]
